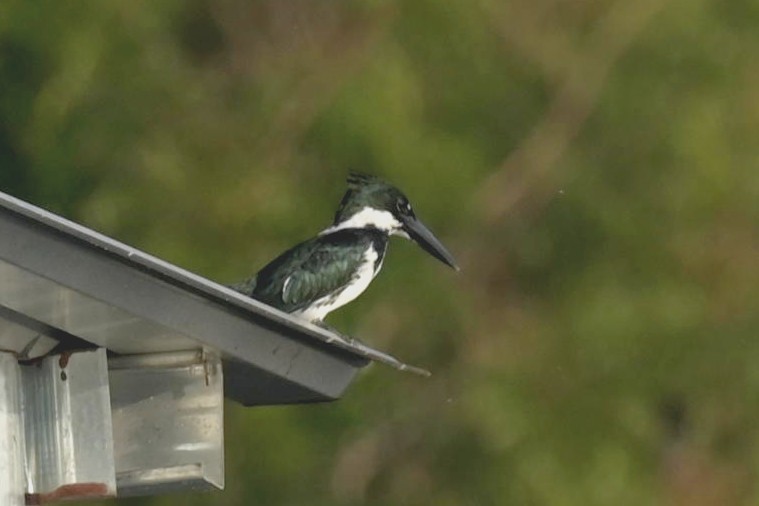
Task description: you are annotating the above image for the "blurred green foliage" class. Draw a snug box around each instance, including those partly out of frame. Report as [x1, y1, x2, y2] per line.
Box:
[1, 0, 758, 504]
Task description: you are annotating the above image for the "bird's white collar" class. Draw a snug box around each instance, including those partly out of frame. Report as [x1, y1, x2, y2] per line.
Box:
[320, 207, 407, 237]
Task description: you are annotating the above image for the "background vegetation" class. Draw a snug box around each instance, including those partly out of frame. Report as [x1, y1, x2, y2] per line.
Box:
[1, 0, 758, 504]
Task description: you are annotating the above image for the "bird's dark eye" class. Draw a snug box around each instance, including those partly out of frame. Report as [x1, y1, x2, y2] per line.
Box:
[396, 199, 411, 215]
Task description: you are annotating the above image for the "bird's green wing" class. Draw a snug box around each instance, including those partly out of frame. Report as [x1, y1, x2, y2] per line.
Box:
[247, 233, 369, 313]
[281, 246, 365, 307]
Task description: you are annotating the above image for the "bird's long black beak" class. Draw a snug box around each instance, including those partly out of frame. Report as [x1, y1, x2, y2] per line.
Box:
[402, 216, 459, 271]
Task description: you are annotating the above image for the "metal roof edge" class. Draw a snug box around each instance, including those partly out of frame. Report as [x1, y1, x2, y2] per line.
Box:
[0, 190, 430, 376]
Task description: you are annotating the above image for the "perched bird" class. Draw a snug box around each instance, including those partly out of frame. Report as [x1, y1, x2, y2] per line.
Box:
[234, 173, 458, 324]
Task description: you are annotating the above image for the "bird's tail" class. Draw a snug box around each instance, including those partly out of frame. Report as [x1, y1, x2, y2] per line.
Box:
[227, 276, 257, 296]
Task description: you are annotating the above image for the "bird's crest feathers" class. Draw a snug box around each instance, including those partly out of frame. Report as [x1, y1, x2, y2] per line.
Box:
[346, 172, 383, 190]
[331, 172, 405, 228]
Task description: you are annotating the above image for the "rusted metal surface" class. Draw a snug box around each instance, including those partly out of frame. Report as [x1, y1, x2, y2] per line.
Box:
[24, 482, 111, 505]
[22, 349, 116, 501]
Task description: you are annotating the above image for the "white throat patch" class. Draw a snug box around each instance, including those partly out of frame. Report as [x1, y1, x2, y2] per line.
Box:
[321, 207, 403, 235]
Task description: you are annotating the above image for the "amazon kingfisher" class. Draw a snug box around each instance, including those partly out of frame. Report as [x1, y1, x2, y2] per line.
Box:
[233, 173, 458, 324]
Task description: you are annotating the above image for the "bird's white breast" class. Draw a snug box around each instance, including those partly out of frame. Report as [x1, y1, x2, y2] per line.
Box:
[293, 247, 380, 322]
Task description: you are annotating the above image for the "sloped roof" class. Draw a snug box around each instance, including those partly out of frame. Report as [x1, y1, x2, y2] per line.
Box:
[0, 190, 427, 406]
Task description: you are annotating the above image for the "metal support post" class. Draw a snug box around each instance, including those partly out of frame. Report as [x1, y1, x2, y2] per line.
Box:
[0, 352, 25, 506]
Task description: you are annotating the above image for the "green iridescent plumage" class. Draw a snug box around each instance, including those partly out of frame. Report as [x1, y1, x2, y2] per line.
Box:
[238, 229, 387, 314]
[233, 173, 457, 322]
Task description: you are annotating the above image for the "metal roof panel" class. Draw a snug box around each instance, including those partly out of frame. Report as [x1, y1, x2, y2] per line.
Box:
[0, 191, 427, 406]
